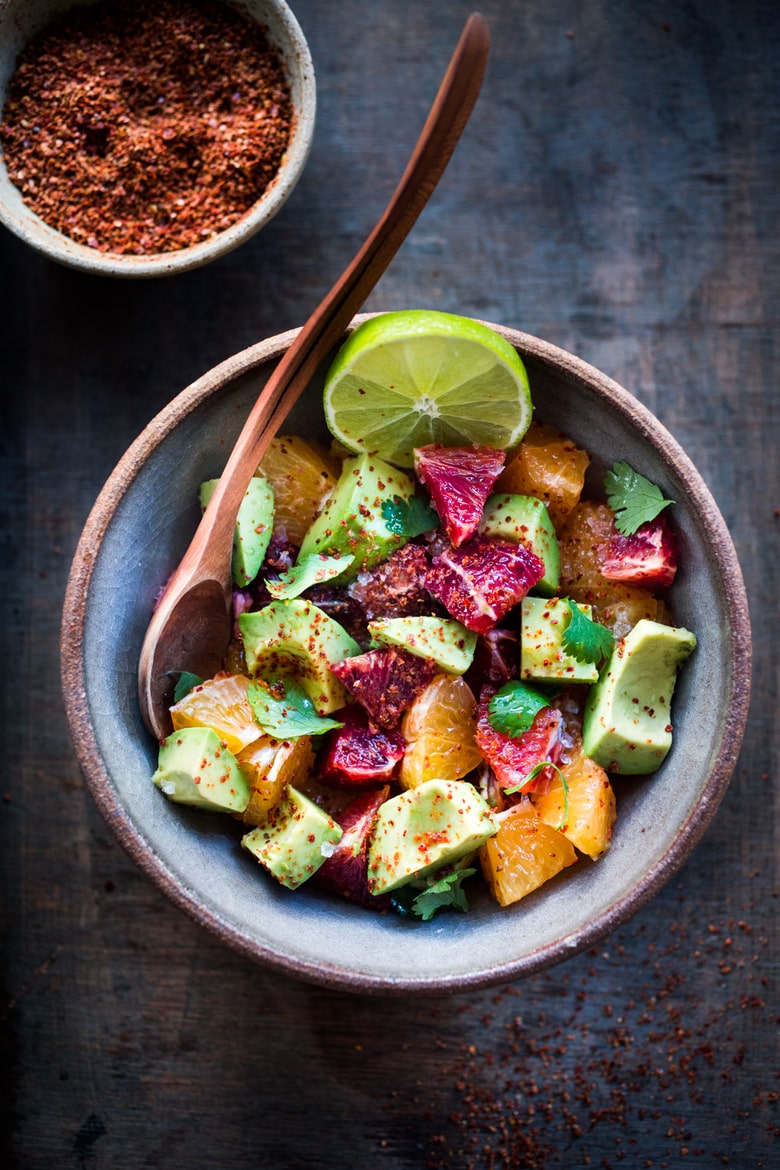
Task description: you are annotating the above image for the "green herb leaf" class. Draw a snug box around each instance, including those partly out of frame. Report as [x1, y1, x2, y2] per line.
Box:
[488, 681, 551, 738]
[505, 761, 570, 832]
[411, 868, 477, 921]
[604, 460, 674, 535]
[561, 599, 615, 665]
[246, 679, 343, 738]
[381, 494, 438, 538]
[265, 552, 354, 600]
[170, 671, 203, 704]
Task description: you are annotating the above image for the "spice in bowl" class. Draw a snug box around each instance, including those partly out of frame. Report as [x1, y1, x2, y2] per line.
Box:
[0, 0, 295, 255]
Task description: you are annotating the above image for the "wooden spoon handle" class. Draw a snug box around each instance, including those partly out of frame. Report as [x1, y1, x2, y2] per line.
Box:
[188, 13, 490, 581]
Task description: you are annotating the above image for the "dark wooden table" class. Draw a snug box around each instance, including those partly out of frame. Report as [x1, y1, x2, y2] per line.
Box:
[2, 2, 777, 1167]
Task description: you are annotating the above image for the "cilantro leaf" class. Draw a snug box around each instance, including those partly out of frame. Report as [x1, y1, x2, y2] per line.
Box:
[561, 599, 614, 665]
[381, 494, 438, 538]
[411, 868, 477, 921]
[505, 761, 570, 831]
[265, 552, 354, 600]
[246, 679, 343, 738]
[488, 681, 552, 738]
[604, 460, 674, 535]
[169, 671, 203, 703]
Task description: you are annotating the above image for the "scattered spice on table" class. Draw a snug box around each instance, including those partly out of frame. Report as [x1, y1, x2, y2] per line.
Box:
[381, 884, 778, 1168]
[0, 0, 294, 254]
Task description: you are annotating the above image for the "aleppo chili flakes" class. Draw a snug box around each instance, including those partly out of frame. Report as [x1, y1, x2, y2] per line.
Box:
[0, 0, 294, 254]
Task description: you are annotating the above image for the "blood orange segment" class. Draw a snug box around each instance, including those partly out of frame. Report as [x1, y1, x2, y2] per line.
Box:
[258, 435, 339, 545]
[532, 752, 616, 859]
[479, 799, 578, 906]
[399, 673, 482, 789]
[495, 421, 590, 529]
[601, 516, 679, 589]
[475, 693, 564, 792]
[414, 443, 506, 546]
[170, 671, 262, 755]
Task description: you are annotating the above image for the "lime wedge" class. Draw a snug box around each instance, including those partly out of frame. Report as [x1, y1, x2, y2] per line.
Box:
[323, 310, 533, 467]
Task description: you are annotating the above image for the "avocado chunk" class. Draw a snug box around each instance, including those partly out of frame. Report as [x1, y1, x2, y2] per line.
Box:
[200, 474, 274, 587]
[242, 786, 343, 889]
[238, 599, 361, 714]
[368, 615, 477, 675]
[582, 619, 697, 774]
[480, 493, 560, 594]
[297, 453, 417, 581]
[521, 596, 599, 683]
[152, 725, 250, 814]
[368, 778, 498, 895]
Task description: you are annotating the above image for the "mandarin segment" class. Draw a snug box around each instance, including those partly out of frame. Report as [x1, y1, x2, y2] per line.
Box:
[258, 435, 339, 545]
[239, 736, 315, 827]
[479, 799, 578, 906]
[532, 752, 616, 860]
[399, 673, 482, 788]
[170, 671, 262, 755]
[495, 422, 590, 529]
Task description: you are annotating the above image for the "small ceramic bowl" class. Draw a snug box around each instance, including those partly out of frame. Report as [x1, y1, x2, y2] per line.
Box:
[61, 318, 752, 994]
[0, 0, 315, 277]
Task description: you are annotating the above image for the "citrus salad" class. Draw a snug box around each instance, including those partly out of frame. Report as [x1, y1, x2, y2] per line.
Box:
[150, 311, 695, 920]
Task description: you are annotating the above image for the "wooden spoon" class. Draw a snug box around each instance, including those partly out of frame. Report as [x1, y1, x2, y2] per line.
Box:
[138, 13, 490, 740]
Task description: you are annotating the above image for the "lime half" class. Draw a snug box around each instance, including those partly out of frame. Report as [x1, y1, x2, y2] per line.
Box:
[323, 310, 533, 467]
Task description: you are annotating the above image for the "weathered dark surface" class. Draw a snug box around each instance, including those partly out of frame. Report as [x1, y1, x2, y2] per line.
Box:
[1, 1, 777, 1167]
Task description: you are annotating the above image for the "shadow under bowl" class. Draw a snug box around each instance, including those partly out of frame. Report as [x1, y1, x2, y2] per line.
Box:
[60, 318, 752, 994]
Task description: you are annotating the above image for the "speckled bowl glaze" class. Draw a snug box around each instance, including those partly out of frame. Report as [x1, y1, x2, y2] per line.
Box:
[61, 318, 752, 994]
[0, 0, 315, 277]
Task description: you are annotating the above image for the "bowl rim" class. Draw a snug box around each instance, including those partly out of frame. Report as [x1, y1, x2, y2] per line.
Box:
[60, 317, 753, 994]
[0, 0, 316, 277]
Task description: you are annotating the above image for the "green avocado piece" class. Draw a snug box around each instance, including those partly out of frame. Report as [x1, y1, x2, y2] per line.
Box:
[200, 474, 274, 587]
[582, 619, 697, 774]
[152, 725, 250, 814]
[367, 779, 498, 896]
[238, 598, 361, 714]
[242, 786, 343, 889]
[297, 453, 416, 581]
[521, 596, 599, 683]
[480, 493, 560, 594]
[368, 615, 477, 675]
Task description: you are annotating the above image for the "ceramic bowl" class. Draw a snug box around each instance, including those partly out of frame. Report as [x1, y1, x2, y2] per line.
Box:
[0, 0, 315, 277]
[60, 318, 752, 994]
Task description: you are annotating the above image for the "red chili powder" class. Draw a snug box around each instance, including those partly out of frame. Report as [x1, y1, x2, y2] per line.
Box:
[0, 0, 294, 254]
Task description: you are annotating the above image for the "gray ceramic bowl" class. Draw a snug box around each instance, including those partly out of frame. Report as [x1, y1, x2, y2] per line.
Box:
[61, 318, 752, 994]
[0, 0, 315, 276]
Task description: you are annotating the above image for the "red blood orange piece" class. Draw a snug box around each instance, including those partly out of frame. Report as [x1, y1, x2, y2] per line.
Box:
[414, 444, 506, 546]
[475, 690, 564, 793]
[320, 706, 405, 786]
[315, 786, 390, 907]
[330, 646, 438, 729]
[601, 516, 679, 589]
[425, 537, 544, 633]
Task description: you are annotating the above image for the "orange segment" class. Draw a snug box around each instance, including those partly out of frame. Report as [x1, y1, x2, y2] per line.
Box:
[557, 501, 665, 638]
[258, 435, 339, 545]
[495, 422, 590, 529]
[479, 799, 577, 906]
[399, 674, 482, 789]
[170, 671, 261, 755]
[533, 752, 616, 860]
[238, 736, 315, 827]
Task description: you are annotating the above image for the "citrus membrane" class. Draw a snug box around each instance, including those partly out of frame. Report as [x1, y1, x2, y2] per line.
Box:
[323, 310, 533, 467]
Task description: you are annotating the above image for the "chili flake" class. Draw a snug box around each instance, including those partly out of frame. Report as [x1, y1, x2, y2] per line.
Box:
[0, 0, 294, 254]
